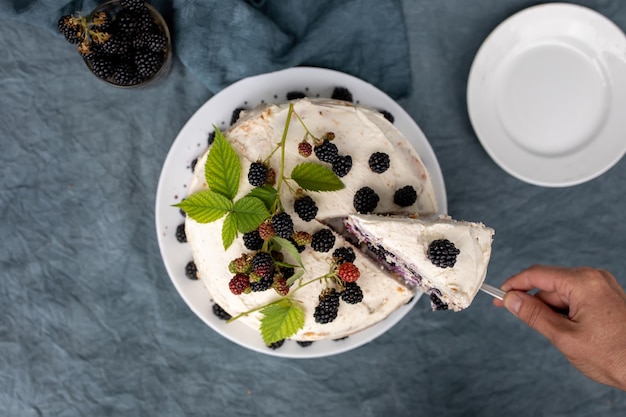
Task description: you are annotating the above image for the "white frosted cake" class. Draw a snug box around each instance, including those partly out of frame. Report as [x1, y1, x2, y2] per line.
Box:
[182, 97, 441, 345]
[344, 213, 495, 311]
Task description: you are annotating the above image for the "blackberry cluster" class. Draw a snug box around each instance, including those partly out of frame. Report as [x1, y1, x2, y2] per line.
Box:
[175, 223, 187, 242]
[313, 289, 341, 324]
[341, 282, 364, 304]
[242, 229, 263, 250]
[184, 261, 197, 280]
[331, 154, 352, 177]
[332, 246, 356, 264]
[427, 239, 460, 268]
[248, 162, 269, 187]
[429, 293, 449, 311]
[353, 186, 380, 214]
[271, 212, 294, 239]
[393, 185, 417, 207]
[311, 228, 335, 252]
[368, 152, 390, 173]
[331, 86, 353, 102]
[212, 303, 232, 320]
[250, 277, 274, 292]
[294, 195, 318, 222]
[58, 2, 169, 87]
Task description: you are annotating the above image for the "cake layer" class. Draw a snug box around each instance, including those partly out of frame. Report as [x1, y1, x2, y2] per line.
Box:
[344, 214, 494, 311]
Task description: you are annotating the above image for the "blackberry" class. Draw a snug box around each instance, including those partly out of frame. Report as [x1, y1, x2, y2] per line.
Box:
[281, 267, 295, 280]
[427, 239, 460, 268]
[314, 140, 339, 163]
[135, 50, 163, 78]
[252, 252, 275, 279]
[393, 185, 417, 207]
[88, 55, 115, 79]
[184, 261, 198, 280]
[294, 195, 318, 222]
[337, 262, 360, 283]
[212, 303, 232, 320]
[271, 212, 294, 239]
[175, 223, 187, 242]
[341, 282, 364, 304]
[272, 277, 290, 296]
[58, 15, 82, 44]
[353, 187, 380, 214]
[120, 0, 146, 11]
[379, 110, 395, 123]
[231, 107, 246, 125]
[368, 152, 390, 173]
[114, 9, 140, 35]
[242, 229, 263, 250]
[258, 221, 275, 241]
[311, 228, 335, 252]
[228, 254, 252, 274]
[268, 339, 285, 349]
[134, 31, 167, 52]
[101, 36, 130, 55]
[286, 91, 306, 100]
[292, 231, 312, 246]
[112, 61, 140, 86]
[298, 141, 312, 158]
[313, 289, 341, 324]
[331, 154, 352, 177]
[332, 247, 356, 264]
[296, 341, 314, 347]
[429, 293, 449, 311]
[229, 274, 250, 295]
[250, 277, 274, 292]
[331, 86, 353, 102]
[248, 162, 269, 187]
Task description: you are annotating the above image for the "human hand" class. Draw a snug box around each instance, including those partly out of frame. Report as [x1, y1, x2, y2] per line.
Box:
[493, 265, 626, 391]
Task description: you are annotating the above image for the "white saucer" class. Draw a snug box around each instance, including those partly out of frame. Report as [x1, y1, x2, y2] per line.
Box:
[155, 67, 446, 358]
[467, 3, 626, 187]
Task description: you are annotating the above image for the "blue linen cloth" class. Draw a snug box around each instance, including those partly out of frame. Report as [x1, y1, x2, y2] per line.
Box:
[0, 0, 412, 98]
[1, 0, 626, 416]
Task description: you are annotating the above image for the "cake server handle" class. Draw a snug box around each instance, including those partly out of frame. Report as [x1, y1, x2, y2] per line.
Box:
[480, 283, 506, 300]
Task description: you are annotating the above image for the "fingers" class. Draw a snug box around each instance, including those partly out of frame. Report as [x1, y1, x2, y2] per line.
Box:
[501, 265, 575, 294]
[503, 290, 571, 342]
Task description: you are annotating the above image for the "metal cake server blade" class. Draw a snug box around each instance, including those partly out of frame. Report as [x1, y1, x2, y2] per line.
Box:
[480, 283, 506, 300]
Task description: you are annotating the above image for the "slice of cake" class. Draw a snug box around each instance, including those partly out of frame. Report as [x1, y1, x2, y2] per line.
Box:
[344, 213, 494, 311]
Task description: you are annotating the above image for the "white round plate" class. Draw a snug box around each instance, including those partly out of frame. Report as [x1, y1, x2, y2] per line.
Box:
[155, 67, 447, 358]
[467, 3, 626, 187]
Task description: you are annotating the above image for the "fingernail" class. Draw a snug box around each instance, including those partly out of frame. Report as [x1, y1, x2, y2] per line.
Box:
[504, 292, 522, 315]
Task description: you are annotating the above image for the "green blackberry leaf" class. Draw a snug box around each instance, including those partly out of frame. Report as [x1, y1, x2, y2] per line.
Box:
[174, 190, 233, 223]
[272, 236, 304, 269]
[232, 196, 270, 233]
[245, 185, 278, 210]
[205, 128, 240, 200]
[260, 299, 305, 345]
[222, 212, 238, 250]
[291, 162, 344, 192]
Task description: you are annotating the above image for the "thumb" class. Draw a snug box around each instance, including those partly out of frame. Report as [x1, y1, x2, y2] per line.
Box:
[503, 291, 567, 342]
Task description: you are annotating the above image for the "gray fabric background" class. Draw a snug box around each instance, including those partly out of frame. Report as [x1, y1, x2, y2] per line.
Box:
[1, 0, 625, 416]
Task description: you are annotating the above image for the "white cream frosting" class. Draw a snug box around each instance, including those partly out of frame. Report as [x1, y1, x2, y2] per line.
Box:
[344, 214, 494, 311]
[185, 98, 438, 341]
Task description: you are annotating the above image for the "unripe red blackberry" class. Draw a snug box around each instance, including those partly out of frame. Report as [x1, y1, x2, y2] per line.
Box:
[337, 262, 360, 283]
[298, 141, 312, 158]
[229, 274, 250, 295]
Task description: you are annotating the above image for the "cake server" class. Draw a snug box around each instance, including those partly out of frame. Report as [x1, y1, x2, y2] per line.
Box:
[480, 283, 506, 300]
